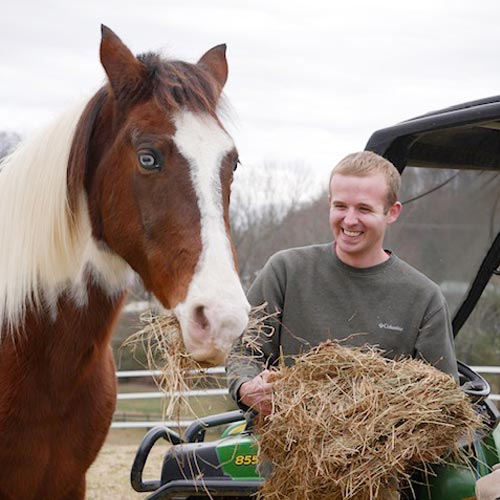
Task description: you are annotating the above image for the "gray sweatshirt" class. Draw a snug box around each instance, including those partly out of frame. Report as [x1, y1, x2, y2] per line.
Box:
[227, 243, 459, 405]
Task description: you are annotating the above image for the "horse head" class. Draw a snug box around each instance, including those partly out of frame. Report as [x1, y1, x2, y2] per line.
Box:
[68, 26, 249, 365]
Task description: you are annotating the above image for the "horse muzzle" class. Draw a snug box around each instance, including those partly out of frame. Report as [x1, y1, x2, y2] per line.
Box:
[175, 298, 250, 366]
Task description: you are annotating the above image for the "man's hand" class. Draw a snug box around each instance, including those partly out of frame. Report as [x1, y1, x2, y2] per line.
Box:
[238, 370, 274, 416]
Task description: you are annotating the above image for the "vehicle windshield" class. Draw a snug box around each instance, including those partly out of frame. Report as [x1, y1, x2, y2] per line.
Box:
[384, 166, 500, 363]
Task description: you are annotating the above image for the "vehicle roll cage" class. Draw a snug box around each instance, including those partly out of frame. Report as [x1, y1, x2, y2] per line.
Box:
[365, 95, 500, 337]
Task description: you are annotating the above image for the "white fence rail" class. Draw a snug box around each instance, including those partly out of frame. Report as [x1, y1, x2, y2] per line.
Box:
[113, 367, 228, 429]
[111, 366, 500, 430]
[471, 366, 500, 403]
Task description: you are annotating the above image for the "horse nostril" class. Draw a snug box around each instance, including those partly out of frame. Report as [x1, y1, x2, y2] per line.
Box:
[194, 305, 210, 331]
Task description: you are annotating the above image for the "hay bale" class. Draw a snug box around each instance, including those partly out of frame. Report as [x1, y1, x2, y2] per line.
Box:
[256, 340, 482, 500]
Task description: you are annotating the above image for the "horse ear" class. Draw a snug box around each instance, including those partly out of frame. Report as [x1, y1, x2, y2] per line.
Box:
[197, 44, 228, 93]
[99, 25, 145, 101]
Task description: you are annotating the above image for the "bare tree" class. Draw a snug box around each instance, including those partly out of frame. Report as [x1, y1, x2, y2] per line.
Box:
[0, 131, 21, 161]
[230, 161, 327, 289]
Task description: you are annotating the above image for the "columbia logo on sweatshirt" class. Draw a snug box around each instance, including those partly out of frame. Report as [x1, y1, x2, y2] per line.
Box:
[378, 322, 403, 332]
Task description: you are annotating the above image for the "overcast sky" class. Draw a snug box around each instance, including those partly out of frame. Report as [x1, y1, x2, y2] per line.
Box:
[2, 0, 500, 185]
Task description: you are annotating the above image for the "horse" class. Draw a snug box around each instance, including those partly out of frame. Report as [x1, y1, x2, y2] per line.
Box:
[0, 26, 249, 499]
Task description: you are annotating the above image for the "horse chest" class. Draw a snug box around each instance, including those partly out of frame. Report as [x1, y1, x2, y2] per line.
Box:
[0, 295, 121, 420]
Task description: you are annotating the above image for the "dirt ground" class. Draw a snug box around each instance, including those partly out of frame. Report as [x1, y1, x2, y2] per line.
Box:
[86, 430, 168, 500]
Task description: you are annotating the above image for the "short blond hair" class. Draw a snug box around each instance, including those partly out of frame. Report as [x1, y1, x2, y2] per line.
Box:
[329, 151, 401, 207]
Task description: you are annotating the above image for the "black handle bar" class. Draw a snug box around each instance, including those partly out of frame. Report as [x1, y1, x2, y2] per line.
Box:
[130, 425, 183, 492]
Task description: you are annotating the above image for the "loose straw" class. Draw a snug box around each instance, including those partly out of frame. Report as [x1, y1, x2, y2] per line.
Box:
[256, 340, 483, 500]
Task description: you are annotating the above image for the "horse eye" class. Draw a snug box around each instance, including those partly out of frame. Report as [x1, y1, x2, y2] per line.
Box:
[138, 152, 160, 171]
[233, 158, 241, 172]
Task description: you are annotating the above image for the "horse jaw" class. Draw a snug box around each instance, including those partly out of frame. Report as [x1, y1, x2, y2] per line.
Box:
[172, 110, 250, 364]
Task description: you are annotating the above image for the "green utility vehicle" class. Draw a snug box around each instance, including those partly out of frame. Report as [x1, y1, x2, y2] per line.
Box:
[131, 96, 500, 499]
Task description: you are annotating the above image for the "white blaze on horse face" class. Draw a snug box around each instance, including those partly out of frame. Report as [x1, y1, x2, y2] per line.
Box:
[172, 111, 250, 364]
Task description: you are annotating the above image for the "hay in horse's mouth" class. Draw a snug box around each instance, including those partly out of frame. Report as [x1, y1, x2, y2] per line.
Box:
[122, 304, 275, 418]
[255, 340, 484, 500]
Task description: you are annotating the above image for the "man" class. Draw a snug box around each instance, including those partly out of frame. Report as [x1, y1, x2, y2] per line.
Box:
[227, 151, 459, 416]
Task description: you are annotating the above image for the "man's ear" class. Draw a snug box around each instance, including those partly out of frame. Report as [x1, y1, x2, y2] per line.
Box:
[387, 201, 402, 224]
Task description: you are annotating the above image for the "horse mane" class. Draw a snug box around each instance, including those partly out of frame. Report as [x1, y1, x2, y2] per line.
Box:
[0, 51, 224, 331]
[0, 102, 94, 329]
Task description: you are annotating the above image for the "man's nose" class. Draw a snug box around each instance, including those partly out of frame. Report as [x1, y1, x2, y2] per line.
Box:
[343, 208, 358, 225]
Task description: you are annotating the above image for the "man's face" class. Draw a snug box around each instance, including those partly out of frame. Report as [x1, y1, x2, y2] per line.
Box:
[328, 173, 402, 267]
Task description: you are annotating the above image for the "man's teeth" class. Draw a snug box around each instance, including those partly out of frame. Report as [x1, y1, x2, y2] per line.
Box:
[344, 229, 362, 237]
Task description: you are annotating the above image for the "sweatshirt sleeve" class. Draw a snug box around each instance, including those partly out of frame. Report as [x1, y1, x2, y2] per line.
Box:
[415, 292, 459, 381]
[226, 255, 285, 407]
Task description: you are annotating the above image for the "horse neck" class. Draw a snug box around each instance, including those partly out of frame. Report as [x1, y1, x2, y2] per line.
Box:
[0, 283, 127, 404]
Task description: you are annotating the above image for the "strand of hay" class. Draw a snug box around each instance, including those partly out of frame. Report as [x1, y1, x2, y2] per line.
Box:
[256, 340, 483, 500]
[123, 304, 276, 418]
[123, 309, 203, 417]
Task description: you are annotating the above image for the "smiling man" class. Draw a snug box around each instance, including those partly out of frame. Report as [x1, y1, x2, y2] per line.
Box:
[227, 151, 459, 417]
[328, 156, 402, 268]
